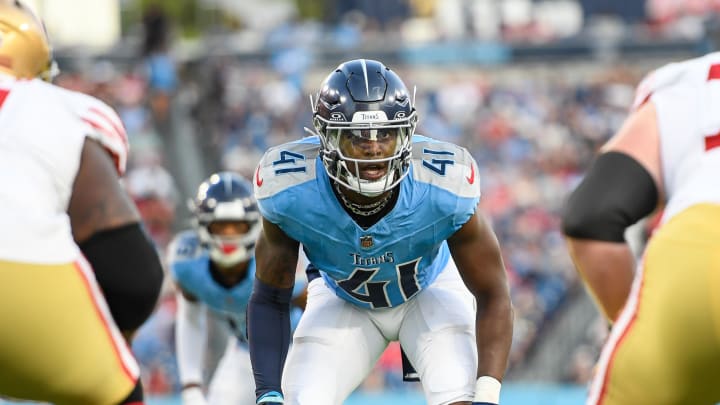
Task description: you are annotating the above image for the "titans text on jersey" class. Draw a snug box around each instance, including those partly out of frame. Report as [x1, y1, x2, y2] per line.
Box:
[255, 134, 480, 309]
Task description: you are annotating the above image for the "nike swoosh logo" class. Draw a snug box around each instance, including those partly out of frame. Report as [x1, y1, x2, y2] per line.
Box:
[466, 164, 475, 184]
[255, 166, 264, 187]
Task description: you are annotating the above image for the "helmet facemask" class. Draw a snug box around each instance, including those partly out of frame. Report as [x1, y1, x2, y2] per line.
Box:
[190, 172, 261, 268]
[309, 59, 418, 197]
[195, 201, 261, 267]
[314, 109, 416, 196]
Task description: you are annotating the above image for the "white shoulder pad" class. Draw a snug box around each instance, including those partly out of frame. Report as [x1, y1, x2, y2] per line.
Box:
[62, 88, 129, 175]
[632, 53, 720, 111]
[254, 137, 321, 200]
[410, 135, 480, 199]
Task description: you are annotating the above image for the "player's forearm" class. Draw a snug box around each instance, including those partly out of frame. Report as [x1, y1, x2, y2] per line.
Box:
[475, 291, 513, 380]
[566, 238, 635, 323]
[247, 277, 293, 401]
[175, 295, 207, 385]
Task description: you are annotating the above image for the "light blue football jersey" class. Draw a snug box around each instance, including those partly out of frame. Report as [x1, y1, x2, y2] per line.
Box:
[169, 230, 256, 338]
[254, 135, 481, 309]
[169, 230, 306, 338]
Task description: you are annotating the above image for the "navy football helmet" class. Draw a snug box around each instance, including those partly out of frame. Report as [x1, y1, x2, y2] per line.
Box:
[311, 59, 417, 196]
[189, 172, 261, 266]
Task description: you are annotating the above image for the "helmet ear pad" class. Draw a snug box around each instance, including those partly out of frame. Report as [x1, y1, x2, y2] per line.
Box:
[196, 221, 259, 267]
[0, 1, 55, 80]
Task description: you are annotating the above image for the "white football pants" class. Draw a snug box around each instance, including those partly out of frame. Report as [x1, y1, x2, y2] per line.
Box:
[282, 259, 477, 405]
[207, 339, 255, 405]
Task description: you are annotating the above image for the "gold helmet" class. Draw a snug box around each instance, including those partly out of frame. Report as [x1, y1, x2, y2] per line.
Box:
[0, 0, 56, 80]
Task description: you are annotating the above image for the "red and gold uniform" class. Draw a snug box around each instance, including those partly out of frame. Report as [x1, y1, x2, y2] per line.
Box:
[0, 74, 139, 404]
[588, 53, 720, 405]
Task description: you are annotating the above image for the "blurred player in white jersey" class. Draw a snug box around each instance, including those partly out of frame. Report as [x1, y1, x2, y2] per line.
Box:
[170, 172, 306, 405]
[248, 59, 513, 405]
[0, 1, 164, 404]
[563, 53, 720, 404]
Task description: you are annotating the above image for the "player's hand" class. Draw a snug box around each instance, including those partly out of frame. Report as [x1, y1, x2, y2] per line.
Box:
[181, 386, 208, 405]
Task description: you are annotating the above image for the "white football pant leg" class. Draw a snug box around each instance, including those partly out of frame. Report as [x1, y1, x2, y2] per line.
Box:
[282, 278, 388, 405]
[400, 260, 477, 405]
[205, 313, 234, 379]
[207, 340, 255, 405]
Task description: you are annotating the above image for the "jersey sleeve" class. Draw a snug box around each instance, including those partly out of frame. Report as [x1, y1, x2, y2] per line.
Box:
[632, 53, 720, 136]
[411, 135, 481, 200]
[167, 230, 202, 285]
[449, 148, 481, 230]
[411, 136, 481, 237]
[69, 91, 129, 175]
[167, 230, 201, 262]
[253, 137, 321, 224]
[631, 61, 686, 111]
[631, 55, 715, 112]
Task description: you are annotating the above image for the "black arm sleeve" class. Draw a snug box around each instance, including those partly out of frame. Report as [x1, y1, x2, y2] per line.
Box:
[79, 222, 164, 333]
[562, 151, 659, 242]
[247, 277, 293, 400]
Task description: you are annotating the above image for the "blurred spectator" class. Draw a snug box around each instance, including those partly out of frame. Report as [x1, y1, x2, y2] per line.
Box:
[125, 163, 178, 252]
[142, 4, 171, 57]
[331, 0, 412, 32]
[141, 4, 177, 123]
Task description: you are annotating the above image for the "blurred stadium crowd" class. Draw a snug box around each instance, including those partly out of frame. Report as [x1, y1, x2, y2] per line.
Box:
[47, 0, 719, 397]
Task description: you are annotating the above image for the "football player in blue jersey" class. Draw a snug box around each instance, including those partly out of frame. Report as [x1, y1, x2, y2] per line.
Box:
[248, 59, 513, 405]
[169, 172, 306, 405]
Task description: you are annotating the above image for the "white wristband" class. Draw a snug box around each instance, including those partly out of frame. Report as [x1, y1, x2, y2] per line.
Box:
[473, 376, 501, 403]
